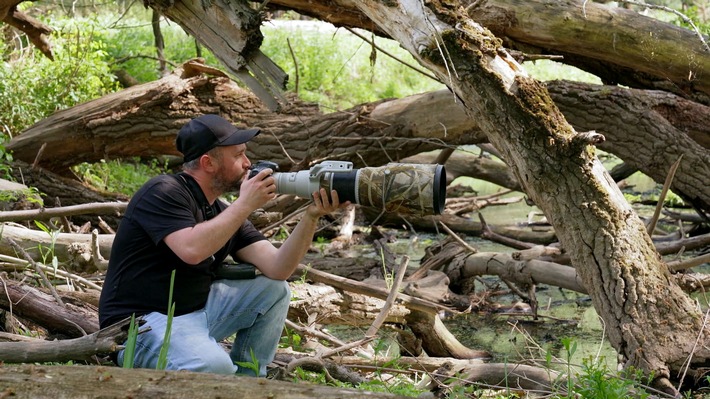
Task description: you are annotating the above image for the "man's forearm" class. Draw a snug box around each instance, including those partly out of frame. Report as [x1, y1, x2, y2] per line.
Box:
[165, 201, 254, 265]
[269, 213, 320, 279]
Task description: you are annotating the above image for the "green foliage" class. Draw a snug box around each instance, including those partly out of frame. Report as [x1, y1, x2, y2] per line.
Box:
[623, 192, 643, 204]
[574, 357, 651, 399]
[260, 23, 445, 111]
[0, 187, 44, 206]
[279, 326, 303, 350]
[33, 221, 59, 269]
[0, 17, 119, 136]
[73, 158, 167, 195]
[102, 14, 218, 83]
[291, 365, 426, 397]
[122, 313, 139, 369]
[663, 190, 686, 207]
[234, 348, 260, 376]
[562, 337, 578, 398]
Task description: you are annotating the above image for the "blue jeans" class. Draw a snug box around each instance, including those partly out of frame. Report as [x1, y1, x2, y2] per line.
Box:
[117, 276, 290, 376]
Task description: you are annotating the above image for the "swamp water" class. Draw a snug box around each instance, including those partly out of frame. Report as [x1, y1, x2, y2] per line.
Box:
[347, 170, 703, 372]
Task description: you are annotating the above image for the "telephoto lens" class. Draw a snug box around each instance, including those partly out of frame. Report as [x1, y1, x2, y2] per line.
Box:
[250, 161, 446, 216]
[330, 163, 446, 216]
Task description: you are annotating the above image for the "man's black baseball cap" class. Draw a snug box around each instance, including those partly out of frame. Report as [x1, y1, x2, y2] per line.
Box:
[176, 114, 260, 162]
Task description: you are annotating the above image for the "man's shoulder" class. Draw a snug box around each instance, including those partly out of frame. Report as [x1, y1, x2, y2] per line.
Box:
[127, 174, 189, 209]
[124, 173, 195, 220]
[136, 174, 185, 194]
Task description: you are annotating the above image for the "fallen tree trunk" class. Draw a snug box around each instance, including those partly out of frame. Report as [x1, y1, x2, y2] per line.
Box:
[6, 62, 484, 175]
[0, 0, 54, 59]
[0, 363, 409, 399]
[12, 76, 709, 217]
[465, 0, 710, 105]
[276, 353, 560, 392]
[459, 252, 586, 294]
[0, 278, 99, 337]
[547, 80, 710, 214]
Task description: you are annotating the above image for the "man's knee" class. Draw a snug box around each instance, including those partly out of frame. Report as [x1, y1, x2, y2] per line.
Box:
[261, 278, 290, 310]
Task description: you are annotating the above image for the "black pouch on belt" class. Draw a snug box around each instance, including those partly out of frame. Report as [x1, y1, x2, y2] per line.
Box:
[213, 263, 260, 280]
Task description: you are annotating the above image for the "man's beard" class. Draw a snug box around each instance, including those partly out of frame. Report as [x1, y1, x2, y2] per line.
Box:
[211, 168, 243, 194]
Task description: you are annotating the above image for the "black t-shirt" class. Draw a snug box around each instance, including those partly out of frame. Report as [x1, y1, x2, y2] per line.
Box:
[98, 174, 266, 328]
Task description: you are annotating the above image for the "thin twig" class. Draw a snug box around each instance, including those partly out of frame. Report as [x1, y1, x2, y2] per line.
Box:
[0, 254, 102, 291]
[439, 221, 477, 254]
[677, 307, 710, 389]
[270, 130, 297, 165]
[286, 37, 299, 93]
[365, 255, 409, 338]
[344, 27, 440, 82]
[646, 155, 683, 235]
[321, 256, 410, 359]
[259, 202, 308, 234]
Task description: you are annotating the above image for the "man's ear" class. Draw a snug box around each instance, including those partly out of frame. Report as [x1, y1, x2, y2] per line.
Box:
[199, 153, 218, 173]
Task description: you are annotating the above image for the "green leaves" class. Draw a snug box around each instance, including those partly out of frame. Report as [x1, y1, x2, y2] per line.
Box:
[156, 269, 177, 370]
[122, 314, 139, 369]
[234, 348, 260, 376]
[0, 18, 118, 137]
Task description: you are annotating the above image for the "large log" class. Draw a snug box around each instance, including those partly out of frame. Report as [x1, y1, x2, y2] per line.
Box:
[465, 0, 710, 105]
[0, 317, 133, 363]
[10, 75, 709, 216]
[6, 62, 484, 175]
[0, 278, 99, 337]
[547, 80, 710, 213]
[0, 364, 410, 399]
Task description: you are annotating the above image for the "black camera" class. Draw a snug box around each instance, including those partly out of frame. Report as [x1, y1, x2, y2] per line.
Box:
[248, 160, 279, 180]
[248, 160, 445, 216]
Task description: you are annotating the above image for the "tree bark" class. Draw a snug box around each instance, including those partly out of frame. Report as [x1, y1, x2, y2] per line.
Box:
[7, 62, 484, 175]
[0, 0, 54, 59]
[0, 317, 133, 363]
[146, 0, 289, 110]
[0, 278, 99, 337]
[547, 80, 710, 214]
[0, 364, 409, 399]
[347, 0, 706, 391]
[465, 0, 710, 105]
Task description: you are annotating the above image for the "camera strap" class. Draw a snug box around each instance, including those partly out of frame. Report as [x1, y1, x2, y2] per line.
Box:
[174, 172, 218, 221]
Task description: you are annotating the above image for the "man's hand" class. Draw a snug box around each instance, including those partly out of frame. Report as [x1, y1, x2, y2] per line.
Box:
[306, 188, 349, 219]
[237, 168, 277, 212]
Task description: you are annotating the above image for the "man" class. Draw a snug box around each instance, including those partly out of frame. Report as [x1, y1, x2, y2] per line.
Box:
[99, 114, 345, 376]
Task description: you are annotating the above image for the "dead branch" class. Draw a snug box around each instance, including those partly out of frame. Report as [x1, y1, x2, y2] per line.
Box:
[0, 316, 137, 364]
[0, 202, 127, 223]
